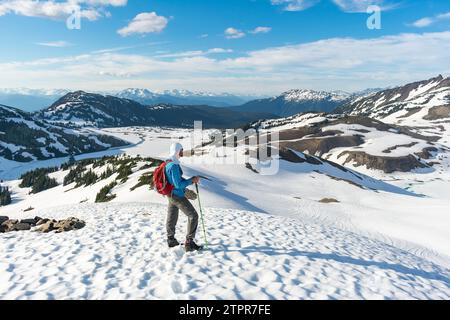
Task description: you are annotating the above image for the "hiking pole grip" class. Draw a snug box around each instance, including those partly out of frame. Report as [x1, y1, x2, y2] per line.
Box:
[195, 183, 208, 248]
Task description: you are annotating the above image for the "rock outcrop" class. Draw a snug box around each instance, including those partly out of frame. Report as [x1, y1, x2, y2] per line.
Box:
[338, 151, 428, 173]
[0, 216, 85, 233]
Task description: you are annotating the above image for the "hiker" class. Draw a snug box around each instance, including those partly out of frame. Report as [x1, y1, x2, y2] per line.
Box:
[164, 142, 202, 251]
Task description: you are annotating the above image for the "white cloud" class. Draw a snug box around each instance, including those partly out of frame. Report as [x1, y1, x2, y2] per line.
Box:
[78, 0, 127, 5]
[250, 26, 272, 34]
[1, 32, 449, 94]
[199, 34, 209, 38]
[117, 12, 169, 37]
[155, 48, 233, 59]
[225, 27, 245, 39]
[412, 12, 450, 28]
[91, 42, 165, 54]
[271, 0, 399, 13]
[412, 18, 433, 28]
[208, 48, 232, 54]
[36, 40, 72, 47]
[271, 0, 319, 11]
[331, 0, 399, 13]
[0, 0, 127, 20]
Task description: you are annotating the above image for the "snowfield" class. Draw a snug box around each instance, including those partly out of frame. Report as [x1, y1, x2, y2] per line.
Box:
[1, 126, 450, 300]
[1, 202, 449, 300]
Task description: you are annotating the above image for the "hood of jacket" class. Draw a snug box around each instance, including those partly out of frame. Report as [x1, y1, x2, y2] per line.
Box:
[168, 142, 183, 164]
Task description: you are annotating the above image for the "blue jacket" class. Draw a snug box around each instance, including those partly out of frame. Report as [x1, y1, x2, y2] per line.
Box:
[165, 161, 193, 197]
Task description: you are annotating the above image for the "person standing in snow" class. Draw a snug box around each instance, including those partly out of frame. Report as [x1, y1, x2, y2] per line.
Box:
[165, 142, 202, 252]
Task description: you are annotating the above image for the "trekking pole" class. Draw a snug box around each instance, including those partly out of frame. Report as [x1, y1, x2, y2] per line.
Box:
[195, 183, 208, 249]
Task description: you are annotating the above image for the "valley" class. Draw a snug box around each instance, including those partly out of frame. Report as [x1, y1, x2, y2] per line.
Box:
[1, 75, 449, 299]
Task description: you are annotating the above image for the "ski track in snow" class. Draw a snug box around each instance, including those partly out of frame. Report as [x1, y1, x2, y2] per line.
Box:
[1, 203, 449, 300]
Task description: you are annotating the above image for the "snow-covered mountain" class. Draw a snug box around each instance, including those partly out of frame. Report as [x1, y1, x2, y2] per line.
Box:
[337, 75, 450, 125]
[39, 91, 276, 128]
[231, 89, 352, 116]
[0, 88, 70, 112]
[115, 88, 257, 107]
[40, 91, 151, 127]
[249, 112, 450, 198]
[283, 89, 350, 102]
[0, 104, 127, 162]
[351, 87, 384, 98]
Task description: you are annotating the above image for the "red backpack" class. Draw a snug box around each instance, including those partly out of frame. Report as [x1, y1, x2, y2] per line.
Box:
[153, 160, 174, 196]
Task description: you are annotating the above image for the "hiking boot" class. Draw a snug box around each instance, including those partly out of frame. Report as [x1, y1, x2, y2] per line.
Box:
[185, 239, 203, 252]
[167, 237, 180, 248]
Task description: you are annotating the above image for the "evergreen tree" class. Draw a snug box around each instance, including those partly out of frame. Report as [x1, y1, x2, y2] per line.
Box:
[30, 175, 58, 194]
[0, 185, 12, 206]
[95, 182, 117, 203]
[68, 154, 76, 165]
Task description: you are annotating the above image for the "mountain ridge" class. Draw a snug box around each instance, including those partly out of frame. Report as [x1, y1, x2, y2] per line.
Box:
[335, 75, 450, 123]
[229, 88, 367, 117]
[0, 103, 127, 162]
[36, 90, 277, 129]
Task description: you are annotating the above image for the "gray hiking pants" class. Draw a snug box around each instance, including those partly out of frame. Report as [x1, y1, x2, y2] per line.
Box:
[166, 194, 198, 240]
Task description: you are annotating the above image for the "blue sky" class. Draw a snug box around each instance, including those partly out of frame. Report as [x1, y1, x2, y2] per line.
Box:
[0, 0, 449, 94]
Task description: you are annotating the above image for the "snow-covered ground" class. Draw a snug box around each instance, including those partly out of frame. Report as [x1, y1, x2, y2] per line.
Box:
[1, 203, 449, 300]
[1, 126, 449, 300]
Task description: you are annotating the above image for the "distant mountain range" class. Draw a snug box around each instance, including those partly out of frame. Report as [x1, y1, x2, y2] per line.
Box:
[0, 86, 385, 116]
[0, 89, 70, 112]
[115, 88, 261, 107]
[229, 89, 350, 116]
[228, 88, 382, 117]
[36, 91, 275, 129]
[0, 88, 264, 111]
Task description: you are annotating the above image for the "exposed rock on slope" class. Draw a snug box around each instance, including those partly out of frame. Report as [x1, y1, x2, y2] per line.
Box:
[338, 151, 427, 173]
[248, 113, 447, 173]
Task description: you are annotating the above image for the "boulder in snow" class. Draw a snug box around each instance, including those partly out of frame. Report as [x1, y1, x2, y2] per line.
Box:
[36, 220, 57, 233]
[36, 217, 85, 233]
[14, 222, 31, 231]
[20, 219, 38, 226]
[36, 218, 50, 226]
[54, 217, 86, 233]
[1, 219, 18, 232]
[0, 216, 8, 225]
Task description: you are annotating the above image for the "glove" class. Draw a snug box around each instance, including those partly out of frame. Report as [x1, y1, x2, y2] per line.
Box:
[185, 189, 198, 201]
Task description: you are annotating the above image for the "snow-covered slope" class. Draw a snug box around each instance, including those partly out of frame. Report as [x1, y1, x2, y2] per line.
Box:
[1, 127, 450, 300]
[338, 75, 450, 125]
[1, 202, 449, 299]
[253, 112, 450, 200]
[2, 127, 449, 258]
[0, 104, 127, 162]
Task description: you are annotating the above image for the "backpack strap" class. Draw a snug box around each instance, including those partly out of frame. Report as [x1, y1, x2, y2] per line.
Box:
[162, 160, 173, 195]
